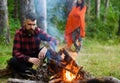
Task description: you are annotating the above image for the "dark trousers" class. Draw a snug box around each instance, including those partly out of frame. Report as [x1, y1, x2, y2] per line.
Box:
[72, 28, 82, 52]
[9, 57, 34, 74]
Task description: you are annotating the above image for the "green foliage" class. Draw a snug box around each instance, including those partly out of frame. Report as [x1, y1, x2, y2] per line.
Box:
[51, 15, 66, 33]
[8, 0, 14, 17]
[0, 18, 20, 44]
[0, 43, 12, 68]
[0, 34, 6, 44]
[86, 1, 119, 41]
[9, 18, 20, 37]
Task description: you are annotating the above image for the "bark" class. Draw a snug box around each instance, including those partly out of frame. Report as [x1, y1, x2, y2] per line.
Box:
[19, 0, 35, 26]
[95, 0, 101, 19]
[104, 0, 109, 22]
[34, 0, 47, 31]
[0, 0, 10, 43]
[13, 0, 19, 18]
[86, 0, 91, 16]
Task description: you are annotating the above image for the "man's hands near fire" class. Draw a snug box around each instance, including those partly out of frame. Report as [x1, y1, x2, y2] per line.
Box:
[28, 47, 47, 66]
[28, 57, 40, 66]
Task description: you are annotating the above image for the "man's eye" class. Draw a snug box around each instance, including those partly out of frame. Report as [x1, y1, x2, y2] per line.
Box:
[28, 24, 35, 26]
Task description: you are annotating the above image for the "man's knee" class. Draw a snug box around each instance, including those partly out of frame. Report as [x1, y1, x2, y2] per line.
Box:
[8, 57, 18, 66]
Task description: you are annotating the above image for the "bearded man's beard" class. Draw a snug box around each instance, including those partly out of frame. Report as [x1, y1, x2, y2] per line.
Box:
[27, 29, 35, 34]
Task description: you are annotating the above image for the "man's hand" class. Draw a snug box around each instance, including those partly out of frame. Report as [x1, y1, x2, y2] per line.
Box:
[28, 57, 40, 66]
[38, 47, 47, 59]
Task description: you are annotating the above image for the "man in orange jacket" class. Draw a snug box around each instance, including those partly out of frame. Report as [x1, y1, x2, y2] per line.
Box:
[65, 0, 86, 53]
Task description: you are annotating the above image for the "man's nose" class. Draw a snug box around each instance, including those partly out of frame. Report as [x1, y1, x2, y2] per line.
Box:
[30, 26, 35, 30]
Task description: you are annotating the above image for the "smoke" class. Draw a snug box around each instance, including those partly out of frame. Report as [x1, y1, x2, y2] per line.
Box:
[34, 0, 66, 42]
[47, 0, 66, 42]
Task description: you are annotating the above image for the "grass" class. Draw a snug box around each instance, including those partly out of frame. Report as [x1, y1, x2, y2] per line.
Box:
[76, 39, 120, 79]
[0, 43, 12, 69]
[0, 38, 120, 82]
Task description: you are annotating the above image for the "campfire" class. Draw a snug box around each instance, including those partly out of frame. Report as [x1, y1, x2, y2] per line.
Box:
[49, 60, 85, 83]
[36, 48, 90, 83]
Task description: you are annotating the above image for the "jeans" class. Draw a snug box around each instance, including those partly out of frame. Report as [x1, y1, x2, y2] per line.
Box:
[72, 28, 82, 52]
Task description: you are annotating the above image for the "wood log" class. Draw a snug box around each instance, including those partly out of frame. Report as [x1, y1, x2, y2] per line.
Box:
[7, 76, 120, 83]
[7, 78, 44, 83]
[78, 76, 120, 83]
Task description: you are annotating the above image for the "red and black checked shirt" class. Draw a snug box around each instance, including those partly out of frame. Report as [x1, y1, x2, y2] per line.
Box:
[12, 27, 57, 62]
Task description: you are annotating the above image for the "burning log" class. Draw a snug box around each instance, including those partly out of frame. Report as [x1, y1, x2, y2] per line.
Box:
[36, 48, 93, 83]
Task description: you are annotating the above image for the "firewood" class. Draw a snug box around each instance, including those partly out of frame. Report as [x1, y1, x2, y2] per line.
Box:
[7, 78, 44, 83]
[49, 78, 62, 83]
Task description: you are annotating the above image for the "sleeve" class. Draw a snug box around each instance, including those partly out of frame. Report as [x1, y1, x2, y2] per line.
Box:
[80, 6, 86, 37]
[38, 29, 58, 51]
[12, 31, 29, 62]
[38, 29, 57, 43]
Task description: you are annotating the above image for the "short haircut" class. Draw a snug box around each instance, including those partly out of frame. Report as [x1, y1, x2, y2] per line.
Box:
[25, 12, 36, 21]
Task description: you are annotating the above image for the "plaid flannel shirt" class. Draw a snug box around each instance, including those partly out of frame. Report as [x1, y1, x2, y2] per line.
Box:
[12, 27, 57, 62]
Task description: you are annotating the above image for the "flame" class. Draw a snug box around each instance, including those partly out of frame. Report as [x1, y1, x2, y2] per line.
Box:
[64, 70, 76, 81]
[62, 61, 77, 82]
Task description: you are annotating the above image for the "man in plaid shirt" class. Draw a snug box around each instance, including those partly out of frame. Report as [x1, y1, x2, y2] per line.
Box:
[9, 13, 59, 78]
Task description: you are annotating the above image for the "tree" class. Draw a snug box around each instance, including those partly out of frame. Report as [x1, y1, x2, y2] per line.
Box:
[95, 0, 101, 19]
[103, 0, 109, 22]
[86, 0, 91, 16]
[0, 0, 10, 44]
[13, 0, 19, 18]
[34, 0, 47, 31]
[19, 0, 35, 26]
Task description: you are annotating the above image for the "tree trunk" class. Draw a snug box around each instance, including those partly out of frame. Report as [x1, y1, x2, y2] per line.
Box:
[34, 0, 47, 31]
[19, 0, 35, 26]
[0, 0, 10, 44]
[13, 0, 19, 18]
[86, 0, 91, 16]
[95, 0, 101, 19]
[103, 0, 109, 22]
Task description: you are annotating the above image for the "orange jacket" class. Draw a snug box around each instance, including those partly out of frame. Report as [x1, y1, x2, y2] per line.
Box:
[65, 6, 86, 47]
